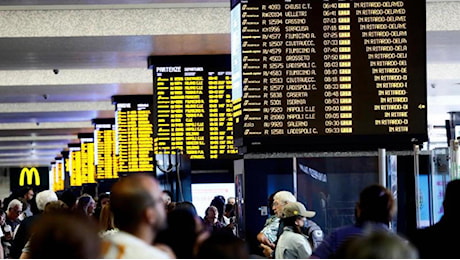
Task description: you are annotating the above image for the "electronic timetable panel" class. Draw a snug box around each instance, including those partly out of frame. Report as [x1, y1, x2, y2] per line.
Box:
[68, 143, 82, 187]
[53, 158, 65, 191]
[112, 95, 155, 173]
[78, 133, 96, 184]
[93, 118, 119, 180]
[148, 55, 238, 159]
[231, 0, 427, 151]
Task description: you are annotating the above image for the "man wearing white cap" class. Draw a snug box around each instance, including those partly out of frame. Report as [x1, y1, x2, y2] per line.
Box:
[275, 201, 316, 259]
[258, 191, 323, 258]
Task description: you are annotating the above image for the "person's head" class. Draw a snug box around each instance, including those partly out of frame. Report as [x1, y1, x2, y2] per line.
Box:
[17, 197, 29, 214]
[210, 195, 225, 221]
[335, 229, 418, 258]
[224, 203, 235, 218]
[110, 173, 166, 236]
[7, 199, 22, 220]
[442, 179, 460, 217]
[356, 184, 396, 225]
[156, 208, 199, 259]
[273, 191, 297, 217]
[76, 194, 96, 216]
[60, 188, 78, 209]
[28, 212, 102, 258]
[281, 201, 316, 233]
[174, 201, 204, 235]
[227, 197, 236, 205]
[174, 201, 198, 216]
[205, 205, 219, 223]
[44, 200, 69, 214]
[97, 192, 110, 208]
[19, 186, 34, 201]
[162, 190, 173, 206]
[36, 190, 58, 212]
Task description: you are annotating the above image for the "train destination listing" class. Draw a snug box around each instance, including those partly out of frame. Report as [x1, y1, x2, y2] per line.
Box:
[150, 55, 238, 159]
[230, 0, 427, 150]
[113, 95, 155, 173]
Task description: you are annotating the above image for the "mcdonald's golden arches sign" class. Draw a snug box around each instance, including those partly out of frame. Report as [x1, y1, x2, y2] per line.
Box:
[19, 167, 40, 186]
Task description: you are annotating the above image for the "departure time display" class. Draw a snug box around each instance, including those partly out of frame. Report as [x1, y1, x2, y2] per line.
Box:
[78, 133, 96, 184]
[231, 0, 427, 151]
[68, 144, 82, 187]
[149, 55, 238, 159]
[93, 118, 119, 180]
[112, 95, 155, 173]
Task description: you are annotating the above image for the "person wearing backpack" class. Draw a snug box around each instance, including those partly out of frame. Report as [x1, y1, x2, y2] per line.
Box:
[258, 191, 324, 258]
[275, 201, 316, 259]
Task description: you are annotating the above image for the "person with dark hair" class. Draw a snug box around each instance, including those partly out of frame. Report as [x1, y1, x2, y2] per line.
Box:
[162, 190, 173, 206]
[156, 208, 200, 258]
[101, 174, 171, 258]
[60, 188, 78, 210]
[196, 230, 249, 259]
[311, 184, 397, 258]
[175, 201, 199, 216]
[93, 192, 110, 220]
[26, 212, 102, 258]
[410, 179, 460, 258]
[17, 187, 34, 218]
[222, 203, 236, 235]
[210, 195, 226, 223]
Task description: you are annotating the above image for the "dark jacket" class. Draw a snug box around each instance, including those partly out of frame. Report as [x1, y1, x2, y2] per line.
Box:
[410, 215, 460, 259]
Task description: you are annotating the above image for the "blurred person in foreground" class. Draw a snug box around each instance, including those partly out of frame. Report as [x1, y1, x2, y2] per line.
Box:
[311, 184, 396, 258]
[26, 212, 101, 258]
[410, 179, 460, 258]
[196, 230, 249, 259]
[334, 229, 418, 259]
[101, 173, 172, 258]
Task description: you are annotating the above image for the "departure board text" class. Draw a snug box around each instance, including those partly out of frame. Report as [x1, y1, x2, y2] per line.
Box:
[150, 55, 239, 159]
[113, 95, 155, 173]
[231, 0, 427, 151]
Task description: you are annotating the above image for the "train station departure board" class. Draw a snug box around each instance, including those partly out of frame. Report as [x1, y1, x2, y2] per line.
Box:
[148, 55, 238, 159]
[68, 143, 82, 187]
[53, 158, 65, 191]
[93, 118, 119, 180]
[78, 133, 96, 184]
[112, 95, 155, 173]
[231, 0, 427, 151]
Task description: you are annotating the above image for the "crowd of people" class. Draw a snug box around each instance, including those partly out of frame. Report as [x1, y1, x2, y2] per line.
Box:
[0, 176, 456, 258]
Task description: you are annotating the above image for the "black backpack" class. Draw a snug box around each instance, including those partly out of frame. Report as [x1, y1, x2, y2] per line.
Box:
[275, 219, 324, 250]
[304, 220, 324, 250]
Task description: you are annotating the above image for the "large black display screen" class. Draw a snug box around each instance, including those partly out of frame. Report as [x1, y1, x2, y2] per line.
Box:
[231, 0, 427, 151]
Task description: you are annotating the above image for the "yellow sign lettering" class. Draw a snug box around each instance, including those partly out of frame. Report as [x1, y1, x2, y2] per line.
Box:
[19, 167, 40, 186]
